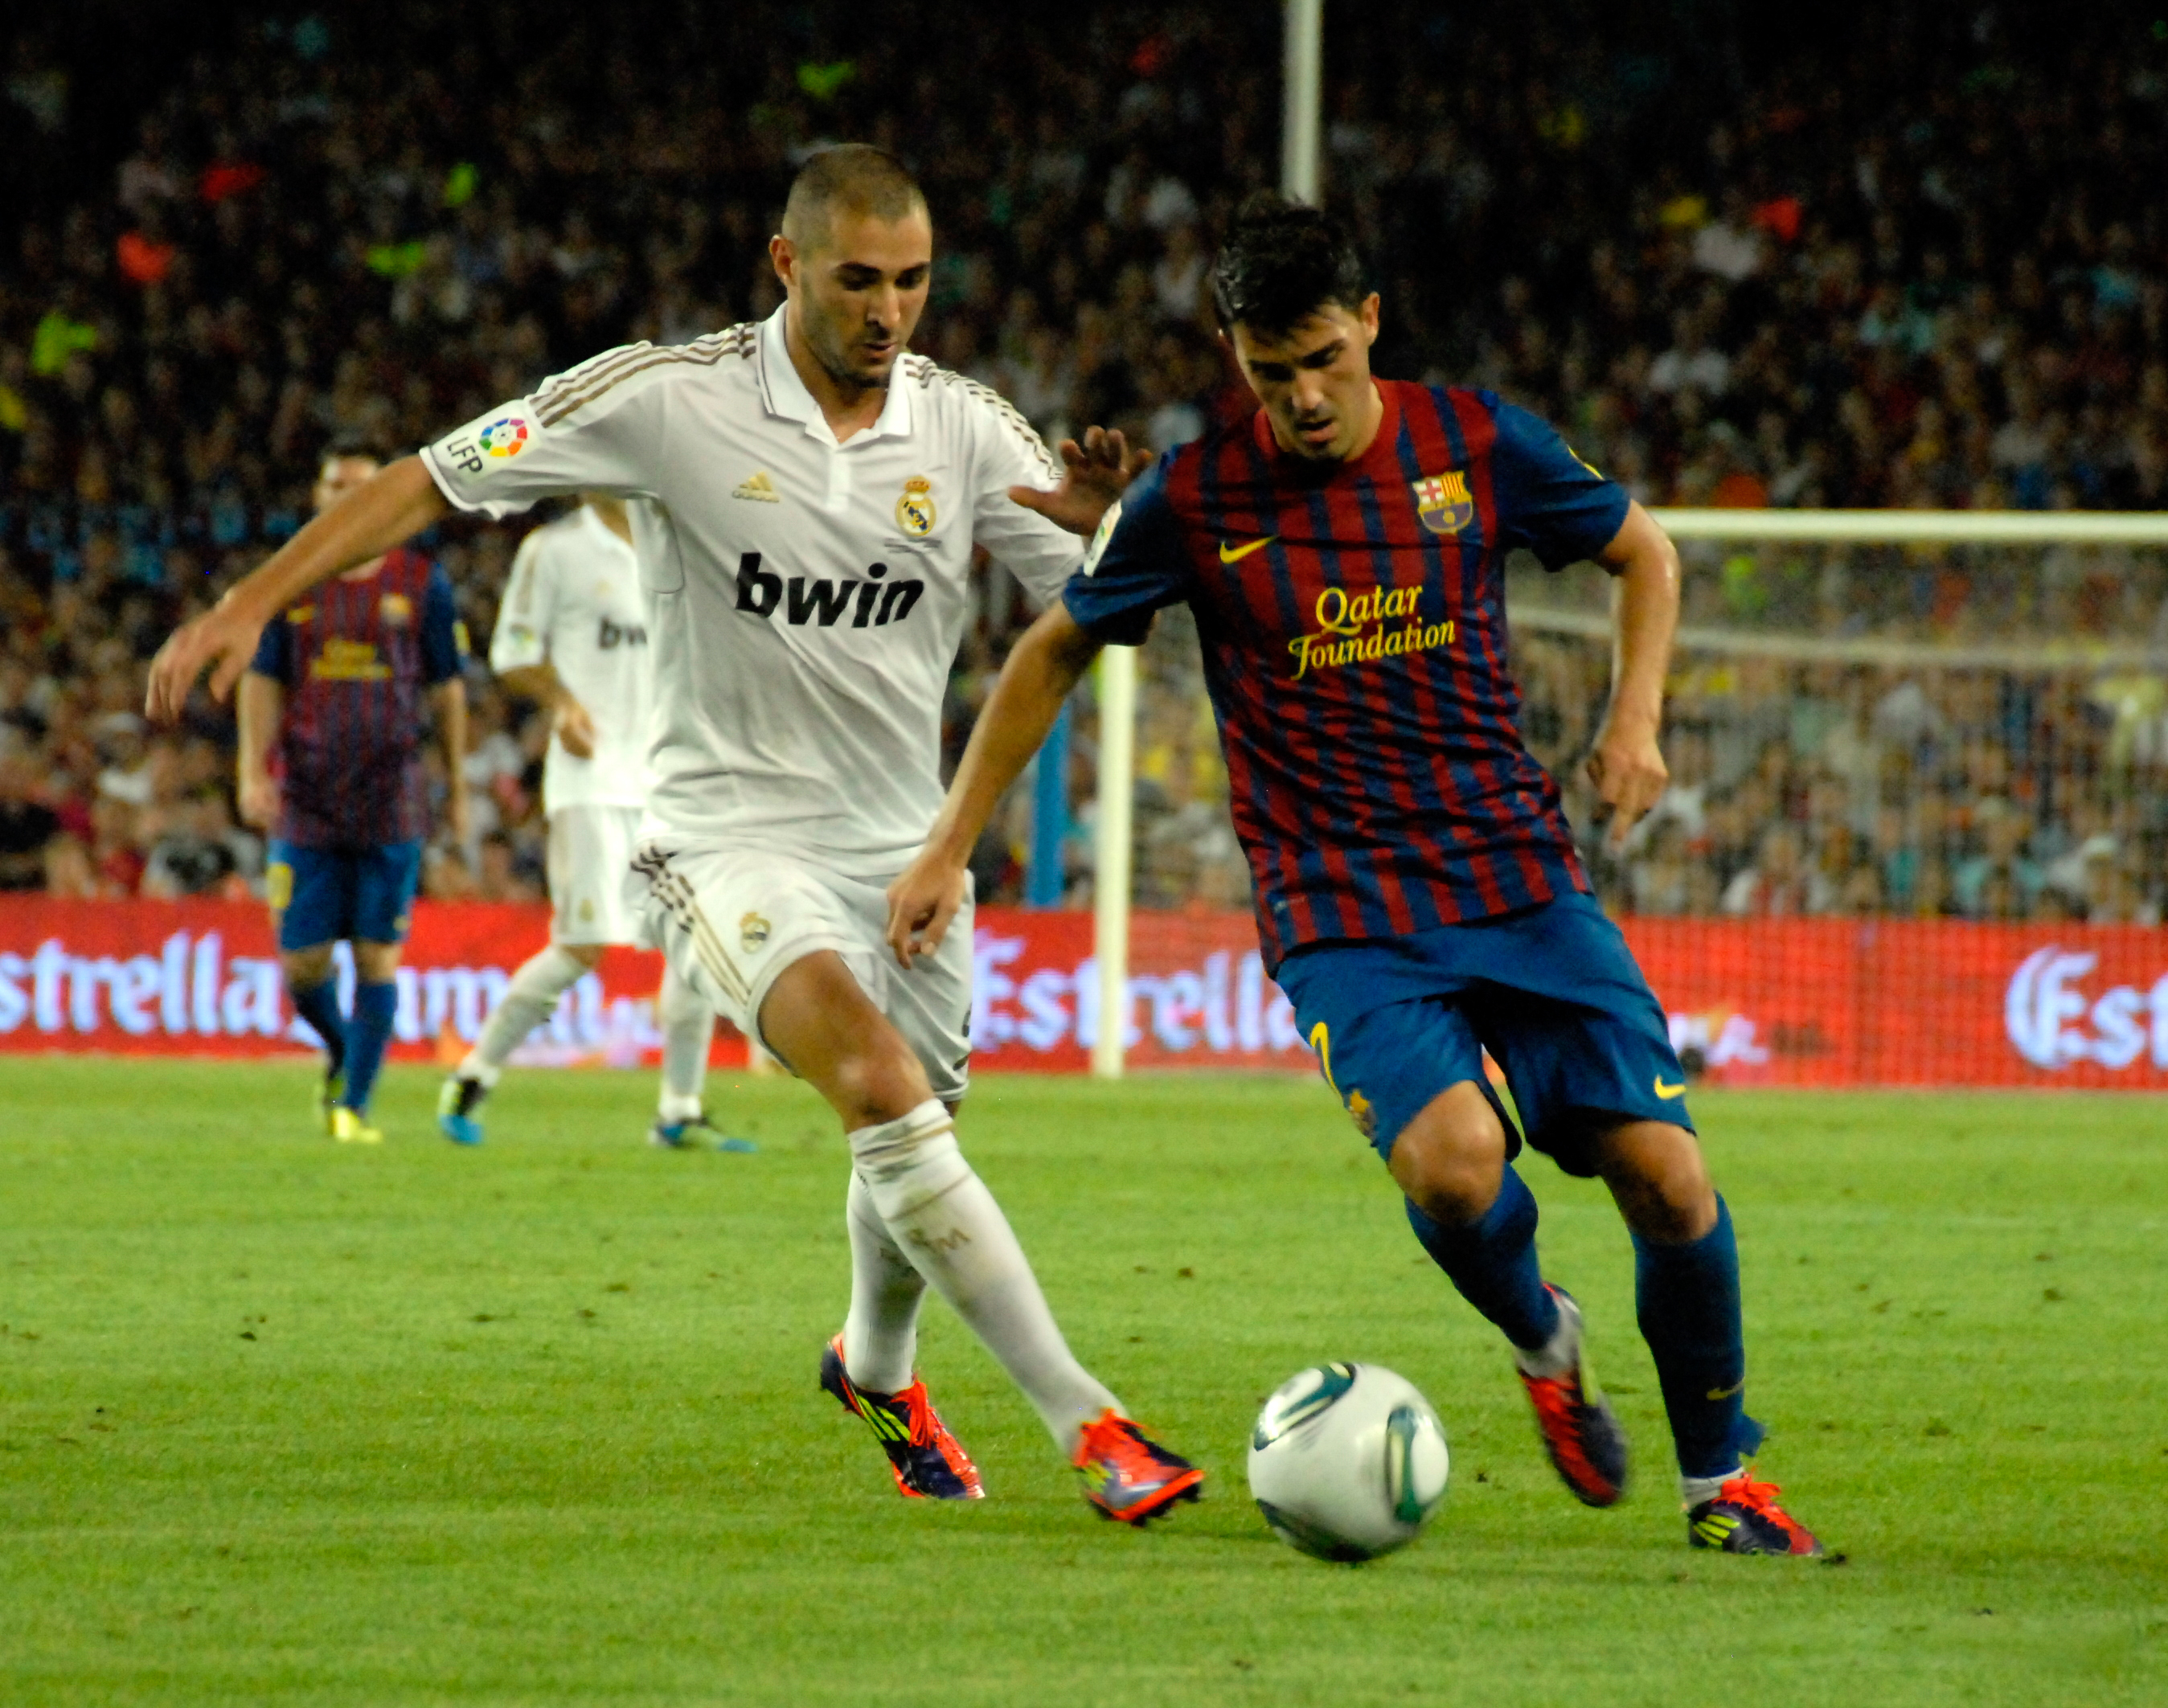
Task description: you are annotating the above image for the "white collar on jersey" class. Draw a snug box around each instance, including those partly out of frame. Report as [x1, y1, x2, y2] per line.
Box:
[756, 304, 915, 448]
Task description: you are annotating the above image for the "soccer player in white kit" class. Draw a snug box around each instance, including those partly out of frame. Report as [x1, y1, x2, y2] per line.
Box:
[144, 145, 1202, 1526]
[435, 494, 727, 1150]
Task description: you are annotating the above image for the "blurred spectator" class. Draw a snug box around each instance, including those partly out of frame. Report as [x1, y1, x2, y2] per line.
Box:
[0, 753, 59, 888]
[1721, 824, 1835, 917]
[2, 2, 2164, 924]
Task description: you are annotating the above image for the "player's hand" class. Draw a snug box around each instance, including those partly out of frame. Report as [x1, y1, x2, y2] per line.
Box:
[446, 783, 473, 845]
[1585, 714, 1668, 851]
[1009, 424, 1154, 539]
[555, 698, 598, 760]
[145, 593, 268, 723]
[885, 853, 970, 969]
[238, 772, 278, 830]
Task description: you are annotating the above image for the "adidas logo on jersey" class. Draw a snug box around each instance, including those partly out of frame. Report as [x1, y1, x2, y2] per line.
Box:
[732, 471, 781, 502]
[732, 552, 925, 629]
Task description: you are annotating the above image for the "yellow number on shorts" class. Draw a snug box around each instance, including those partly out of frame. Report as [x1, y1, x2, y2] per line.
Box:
[266, 862, 293, 911]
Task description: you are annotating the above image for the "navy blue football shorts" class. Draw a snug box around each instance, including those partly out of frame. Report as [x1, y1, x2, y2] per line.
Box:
[267, 839, 424, 952]
[1273, 891, 1693, 1178]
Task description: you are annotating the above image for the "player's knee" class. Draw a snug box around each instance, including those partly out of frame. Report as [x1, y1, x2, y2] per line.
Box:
[352, 941, 403, 981]
[1387, 1084, 1508, 1225]
[559, 941, 605, 972]
[1597, 1121, 1715, 1241]
[281, 946, 334, 988]
[830, 1037, 932, 1129]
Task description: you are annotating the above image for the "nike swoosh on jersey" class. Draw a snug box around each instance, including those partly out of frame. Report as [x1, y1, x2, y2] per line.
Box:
[1218, 536, 1277, 563]
[1654, 1077, 1688, 1100]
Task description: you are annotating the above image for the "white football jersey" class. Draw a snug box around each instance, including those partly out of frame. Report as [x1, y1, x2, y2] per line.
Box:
[489, 504, 650, 812]
[421, 306, 1082, 875]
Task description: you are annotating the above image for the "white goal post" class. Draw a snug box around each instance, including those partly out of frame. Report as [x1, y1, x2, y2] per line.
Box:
[1084, 508, 2168, 1077]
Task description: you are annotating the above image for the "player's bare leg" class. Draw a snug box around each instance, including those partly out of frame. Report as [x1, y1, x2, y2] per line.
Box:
[1593, 1120, 1820, 1554]
[1390, 1082, 1629, 1505]
[766, 950, 1201, 1519]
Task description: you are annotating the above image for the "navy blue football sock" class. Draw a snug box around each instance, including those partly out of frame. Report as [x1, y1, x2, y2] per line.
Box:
[289, 978, 347, 1077]
[1404, 1164, 1560, 1353]
[341, 981, 399, 1113]
[1633, 1194, 1765, 1480]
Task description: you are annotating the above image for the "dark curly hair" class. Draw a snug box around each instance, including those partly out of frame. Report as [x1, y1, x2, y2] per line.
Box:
[1209, 191, 1368, 338]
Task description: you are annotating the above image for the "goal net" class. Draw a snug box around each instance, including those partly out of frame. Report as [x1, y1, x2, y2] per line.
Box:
[1059, 510, 2168, 1088]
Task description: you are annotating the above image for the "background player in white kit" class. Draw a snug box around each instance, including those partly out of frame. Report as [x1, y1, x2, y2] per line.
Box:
[435, 494, 731, 1150]
[145, 145, 1201, 1526]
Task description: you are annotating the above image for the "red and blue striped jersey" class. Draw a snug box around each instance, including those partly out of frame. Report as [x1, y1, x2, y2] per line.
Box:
[248, 548, 463, 848]
[1064, 381, 1628, 969]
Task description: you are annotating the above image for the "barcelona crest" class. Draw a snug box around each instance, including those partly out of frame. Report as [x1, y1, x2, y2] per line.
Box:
[1412, 469, 1474, 535]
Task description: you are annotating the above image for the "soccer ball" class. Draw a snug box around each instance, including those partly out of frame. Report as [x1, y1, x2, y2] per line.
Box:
[1247, 1362, 1451, 1562]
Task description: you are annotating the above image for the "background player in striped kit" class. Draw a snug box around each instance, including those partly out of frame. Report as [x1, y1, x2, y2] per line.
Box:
[238, 439, 469, 1144]
[889, 195, 1822, 1555]
[436, 494, 732, 1150]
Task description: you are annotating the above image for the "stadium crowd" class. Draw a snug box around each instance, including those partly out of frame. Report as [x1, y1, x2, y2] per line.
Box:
[1, 2, 2164, 917]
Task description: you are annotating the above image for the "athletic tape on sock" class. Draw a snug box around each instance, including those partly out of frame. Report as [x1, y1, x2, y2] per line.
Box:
[846, 1100, 968, 1219]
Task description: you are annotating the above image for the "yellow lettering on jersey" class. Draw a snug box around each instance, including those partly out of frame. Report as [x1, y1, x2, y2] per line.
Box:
[1288, 584, 1453, 680]
[309, 638, 391, 681]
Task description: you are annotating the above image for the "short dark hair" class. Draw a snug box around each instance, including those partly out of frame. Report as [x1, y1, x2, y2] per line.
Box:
[319, 432, 387, 468]
[1210, 191, 1367, 338]
[781, 144, 927, 248]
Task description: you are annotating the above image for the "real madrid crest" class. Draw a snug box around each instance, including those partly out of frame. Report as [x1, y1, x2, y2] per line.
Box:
[895, 475, 936, 537]
[740, 911, 771, 953]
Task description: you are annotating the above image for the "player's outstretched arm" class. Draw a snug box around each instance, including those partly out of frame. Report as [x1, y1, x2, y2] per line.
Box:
[886, 604, 1104, 967]
[1587, 500, 1681, 850]
[145, 456, 450, 722]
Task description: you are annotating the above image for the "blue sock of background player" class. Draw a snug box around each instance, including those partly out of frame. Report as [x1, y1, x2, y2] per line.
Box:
[1634, 1195, 1763, 1493]
[289, 979, 347, 1081]
[341, 981, 398, 1113]
[1403, 1164, 1559, 1351]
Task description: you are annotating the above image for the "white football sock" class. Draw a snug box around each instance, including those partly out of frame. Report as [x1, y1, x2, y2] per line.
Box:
[1512, 1288, 1581, 1381]
[842, 1166, 927, 1394]
[846, 1099, 1120, 1452]
[657, 961, 712, 1118]
[463, 943, 589, 1079]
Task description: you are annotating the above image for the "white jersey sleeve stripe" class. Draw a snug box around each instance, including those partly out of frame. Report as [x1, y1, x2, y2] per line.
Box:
[903, 354, 1064, 484]
[536, 326, 757, 428]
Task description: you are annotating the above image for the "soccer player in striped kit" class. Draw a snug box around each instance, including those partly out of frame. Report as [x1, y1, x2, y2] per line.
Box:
[238, 438, 469, 1144]
[891, 196, 1823, 1555]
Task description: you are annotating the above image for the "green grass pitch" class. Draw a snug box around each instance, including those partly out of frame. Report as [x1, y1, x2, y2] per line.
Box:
[1, 1059, 2162, 1706]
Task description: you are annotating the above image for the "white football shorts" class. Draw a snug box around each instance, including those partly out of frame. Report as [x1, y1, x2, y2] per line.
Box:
[629, 842, 973, 1103]
[547, 803, 644, 946]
